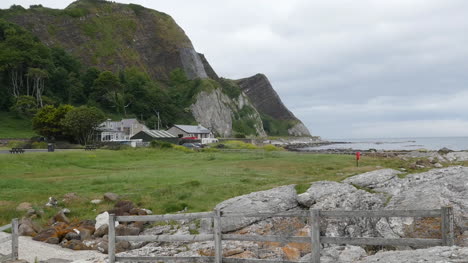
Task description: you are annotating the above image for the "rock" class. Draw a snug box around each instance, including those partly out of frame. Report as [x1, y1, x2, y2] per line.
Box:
[281, 246, 301, 261]
[108, 200, 134, 216]
[25, 208, 36, 217]
[95, 239, 108, 254]
[18, 218, 41, 237]
[62, 193, 79, 203]
[300, 245, 367, 263]
[33, 227, 59, 243]
[446, 152, 468, 162]
[62, 208, 71, 214]
[53, 211, 70, 224]
[2, 260, 29, 263]
[103, 192, 120, 202]
[64, 231, 80, 240]
[115, 225, 141, 236]
[438, 147, 453, 154]
[200, 218, 213, 234]
[16, 202, 32, 212]
[297, 181, 358, 207]
[95, 212, 119, 230]
[141, 208, 153, 215]
[215, 185, 298, 232]
[93, 224, 108, 238]
[60, 239, 91, 250]
[116, 240, 132, 253]
[90, 199, 102, 205]
[356, 246, 468, 262]
[45, 197, 58, 207]
[434, 162, 443, 168]
[78, 228, 94, 241]
[342, 169, 402, 189]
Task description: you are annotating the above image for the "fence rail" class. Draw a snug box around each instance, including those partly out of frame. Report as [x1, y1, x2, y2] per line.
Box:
[0, 219, 19, 261]
[109, 207, 454, 263]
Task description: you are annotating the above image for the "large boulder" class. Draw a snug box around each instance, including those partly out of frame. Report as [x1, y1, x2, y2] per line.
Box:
[342, 169, 402, 190]
[95, 212, 119, 230]
[215, 185, 298, 232]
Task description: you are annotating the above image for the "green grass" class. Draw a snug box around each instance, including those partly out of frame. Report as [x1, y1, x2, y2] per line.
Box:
[0, 112, 37, 139]
[0, 148, 416, 225]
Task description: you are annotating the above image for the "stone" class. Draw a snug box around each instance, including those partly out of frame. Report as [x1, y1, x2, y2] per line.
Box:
[115, 225, 141, 236]
[93, 224, 108, 238]
[215, 185, 298, 232]
[103, 192, 120, 202]
[281, 246, 301, 261]
[356, 246, 468, 262]
[116, 240, 132, 253]
[18, 218, 41, 237]
[60, 239, 91, 250]
[342, 169, 402, 189]
[62, 208, 71, 214]
[53, 211, 70, 224]
[297, 181, 357, 207]
[200, 218, 213, 234]
[16, 202, 32, 212]
[64, 231, 80, 240]
[45, 197, 58, 207]
[434, 162, 443, 168]
[78, 228, 94, 241]
[95, 212, 119, 230]
[62, 193, 79, 203]
[95, 239, 108, 254]
[90, 199, 102, 205]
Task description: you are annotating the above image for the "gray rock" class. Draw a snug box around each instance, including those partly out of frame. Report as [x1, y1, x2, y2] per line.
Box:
[39, 259, 72, 263]
[300, 246, 367, 263]
[356, 246, 468, 263]
[297, 181, 359, 207]
[215, 185, 298, 232]
[446, 151, 468, 162]
[45, 197, 58, 207]
[93, 224, 108, 238]
[64, 231, 80, 241]
[16, 202, 32, 212]
[342, 169, 402, 189]
[103, 192, 120, 202]
[90, 199, 102, 205]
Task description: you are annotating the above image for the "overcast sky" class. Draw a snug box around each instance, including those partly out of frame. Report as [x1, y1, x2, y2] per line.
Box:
[2, 0, 468, 139]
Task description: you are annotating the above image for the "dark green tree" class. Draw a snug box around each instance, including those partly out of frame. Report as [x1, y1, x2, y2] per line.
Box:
[61, 106, 105, 145]
[32, 104, 74, 139]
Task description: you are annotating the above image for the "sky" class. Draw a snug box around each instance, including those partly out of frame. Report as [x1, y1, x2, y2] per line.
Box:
[2, 0, 468, 139]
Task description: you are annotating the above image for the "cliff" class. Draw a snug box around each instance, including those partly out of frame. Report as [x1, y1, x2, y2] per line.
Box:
[0, 0, 311, 137]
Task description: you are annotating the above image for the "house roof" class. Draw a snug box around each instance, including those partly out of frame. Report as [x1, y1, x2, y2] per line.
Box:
[174, 124, 211, 134]
[136, 130, 177, 138]
[120, 118, 139, 127]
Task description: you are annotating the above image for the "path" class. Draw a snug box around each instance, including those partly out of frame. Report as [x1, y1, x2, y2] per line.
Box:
[0, 232, 105, 263]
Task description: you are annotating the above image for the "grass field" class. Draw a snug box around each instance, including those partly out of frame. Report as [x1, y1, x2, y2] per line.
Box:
[0, 148, 418, 225]
[0, 112, 37, 139]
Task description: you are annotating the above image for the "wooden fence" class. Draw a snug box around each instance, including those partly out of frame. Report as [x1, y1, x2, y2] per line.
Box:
[108, 207, 454, 263]
[0, 219, 19, 261]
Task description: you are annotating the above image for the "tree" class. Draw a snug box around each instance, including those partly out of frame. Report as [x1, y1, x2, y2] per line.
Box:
[32, 104, 73, 139]
[10, 95, 37, 117]
[61, 106, 105, 145]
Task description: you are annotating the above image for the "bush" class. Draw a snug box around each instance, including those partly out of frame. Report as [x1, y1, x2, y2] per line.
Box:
[7, 140, 27, 148]
[150, 140, 173, 149]
[262, 144, 283, 152]
[201, 147, 219, 153]
[31, 142, 48, 149]
[223, 140, 257, 150]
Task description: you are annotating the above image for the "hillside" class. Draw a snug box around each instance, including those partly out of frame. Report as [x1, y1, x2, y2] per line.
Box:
[0, 0, 311, 137]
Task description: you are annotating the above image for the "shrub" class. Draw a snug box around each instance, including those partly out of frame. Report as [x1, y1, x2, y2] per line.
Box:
[7, 140, 27, 148]
[150, 140, 173, 149]
[224, 140, 257, 150]
[173, 145, 193, 153]
[262, 144, 283, 152]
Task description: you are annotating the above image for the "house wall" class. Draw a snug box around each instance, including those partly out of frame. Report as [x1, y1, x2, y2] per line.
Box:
[167, 127, 190, 138]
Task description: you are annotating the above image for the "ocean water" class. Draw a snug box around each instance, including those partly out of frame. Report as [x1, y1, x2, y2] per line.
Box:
[307, 137, 468, 151]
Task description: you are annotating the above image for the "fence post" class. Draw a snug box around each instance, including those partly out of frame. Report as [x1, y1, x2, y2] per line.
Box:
[213, 208, 222, 263]
[441, 206, 454, 246]
[11, 218, 18, 260]
[108, 214, 116, 263]
[309, 209, 321, 263]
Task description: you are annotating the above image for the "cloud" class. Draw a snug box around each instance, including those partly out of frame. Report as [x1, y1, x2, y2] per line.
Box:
[2, 0, 468, 138]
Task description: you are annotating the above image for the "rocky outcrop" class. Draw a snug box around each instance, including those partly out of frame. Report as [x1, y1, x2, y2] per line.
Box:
[356, 246, 468, 263]
[190, 87, 266, 137]
[215, 185, 298, 232]
[237, 74, 311, 136]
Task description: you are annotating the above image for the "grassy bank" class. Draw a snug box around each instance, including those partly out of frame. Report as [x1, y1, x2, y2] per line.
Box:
[0, 149, 416, 225]
[0, 112, 37, 139]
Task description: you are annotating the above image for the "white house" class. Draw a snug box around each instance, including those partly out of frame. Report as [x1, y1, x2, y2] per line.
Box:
[98, 118, 149, 141]
[166, 124, 214, 139]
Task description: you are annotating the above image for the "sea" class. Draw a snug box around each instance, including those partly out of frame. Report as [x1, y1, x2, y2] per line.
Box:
[306, 137, 468, 151]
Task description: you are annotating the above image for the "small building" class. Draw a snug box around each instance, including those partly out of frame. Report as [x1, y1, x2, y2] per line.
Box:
[166, 124, 214, 139]
[131, 130, 179, 144]
[98, 118, 149, 142]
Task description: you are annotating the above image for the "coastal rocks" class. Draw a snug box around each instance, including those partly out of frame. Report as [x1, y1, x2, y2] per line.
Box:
[446, 152, 468, 162]
[355, 246, 468, 263]
[297, 181, 357, 207]
[215, 185, 298, 232]
[342, 169, 402, 189]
